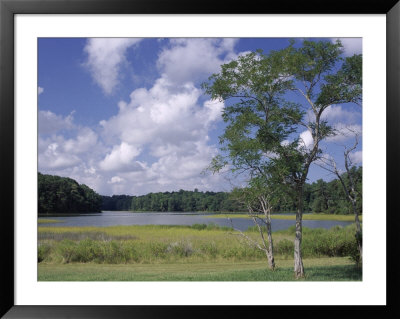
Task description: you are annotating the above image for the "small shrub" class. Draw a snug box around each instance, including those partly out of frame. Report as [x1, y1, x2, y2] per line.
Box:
[166, 240, 194, 257]
[56, 239, 76, 264]
[200, 242, 218, 258]
[275, 239, 294, 257]
[191, 224, 207, 230]
[148, 242, 168, 259]
[38, 243, 51, 263]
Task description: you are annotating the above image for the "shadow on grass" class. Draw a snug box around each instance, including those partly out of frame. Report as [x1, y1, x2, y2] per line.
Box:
[171, 264, 363, 281]
[302, 265, 362, 281]
[38, 263, 362, 282]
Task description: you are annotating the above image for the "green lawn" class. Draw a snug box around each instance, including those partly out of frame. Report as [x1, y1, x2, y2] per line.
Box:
[38, 257, 361, 281]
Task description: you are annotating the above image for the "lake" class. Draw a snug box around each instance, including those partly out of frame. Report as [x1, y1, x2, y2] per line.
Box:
[38, 211, 353, 231]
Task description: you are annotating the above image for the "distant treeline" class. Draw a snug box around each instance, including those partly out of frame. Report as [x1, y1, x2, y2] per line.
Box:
[102, 166, 362, 215]
[38, 167, 361, 215]
[38, 173, 102, 215]
[101, 190, 243, 212]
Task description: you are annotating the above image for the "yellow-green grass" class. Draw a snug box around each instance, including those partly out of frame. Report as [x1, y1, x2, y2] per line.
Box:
[38, 224, 360, 267]
[205, 213, 362, 222]
[38, 257, 361, 281]
[38, 219, 64, 224]
[38, 224, 292, 246]
[38, 224, 289, 264]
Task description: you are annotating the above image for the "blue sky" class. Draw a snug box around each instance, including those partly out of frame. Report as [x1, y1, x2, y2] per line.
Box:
[38, 38, 362, 196]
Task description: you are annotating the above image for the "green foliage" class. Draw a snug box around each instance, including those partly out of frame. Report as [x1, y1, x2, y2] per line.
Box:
[102, 189, 246, 212]
[304, 166, 362, 215]
[276, 225, 360, 259]
[202, 48, 304, 181]
[38, 172, 102, 214]
[38, 243, 52, 262]
[201, 39, 363, 233]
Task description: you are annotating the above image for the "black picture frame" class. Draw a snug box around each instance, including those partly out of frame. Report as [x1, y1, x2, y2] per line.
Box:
[1, 0, 398, 317]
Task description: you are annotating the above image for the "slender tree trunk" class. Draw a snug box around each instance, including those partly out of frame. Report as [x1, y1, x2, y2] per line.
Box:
[253, 216, 275, 271]
[294, 188, 305, 278]
[266, 216, 275, 270]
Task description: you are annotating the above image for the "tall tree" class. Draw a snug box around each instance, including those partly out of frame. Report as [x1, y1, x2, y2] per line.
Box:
[281, 44, 362, 277]
[202, 46, 303, 273]
[203, 40, 362, 278]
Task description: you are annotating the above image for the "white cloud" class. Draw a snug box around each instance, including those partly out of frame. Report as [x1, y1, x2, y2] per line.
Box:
[157, 38, 239, 84]
[84, 38, 142, 94]
[97, 73, 226, 195]
[327, 123, 362, 142]
[100, 75, 221, 148]
[38, 87, 44, 95]
[36, 98, 219, 195]
[39, 140, 81, 170]
[299, 130, 314, 149]
[349, 150, 362, 164]
[108, 176, 124, 184]
[99, 142, 142, 172]
[38, 110, 75, 135]
[63, 127, 98, 154]
[39, 112, 104, 174]
[332, 38, 362, 56]
[321, 105, 360, 124]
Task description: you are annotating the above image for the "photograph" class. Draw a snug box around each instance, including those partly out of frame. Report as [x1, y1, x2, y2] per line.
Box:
[37, 37, 364, 282]
[2, 1, 398, 315]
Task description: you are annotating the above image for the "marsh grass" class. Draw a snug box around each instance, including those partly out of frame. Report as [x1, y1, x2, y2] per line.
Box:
[38, 231, 138, 241]
[38, 224, 360, 265]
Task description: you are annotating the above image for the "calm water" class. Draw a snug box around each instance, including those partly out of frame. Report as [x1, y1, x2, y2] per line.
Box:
[38, 211, 353, 231]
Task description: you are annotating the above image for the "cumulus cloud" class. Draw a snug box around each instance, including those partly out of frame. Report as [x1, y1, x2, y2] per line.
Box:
[38, 87, 44, 95]
[39, 140, 81, 170]
[38, 112, 104, 174]
[108, 176, 124, 184]
[97, 71, 225, 194]
[100, 75, 222, 149]
[39, 110, 75, 135]
[99, 142, 142, 172]
[157, 38, 238, 84]
[327, 123, 362, 142]
[84, 38, 142, 94]
[349, 150, 362, 165]
[39, 127, 102, 170]
[332, 38, 362, 56]
[63, 127, 98, 154]
[39, 38, 234, 195]
[321, 105, 361, 124]
[299, 130, 314, 149]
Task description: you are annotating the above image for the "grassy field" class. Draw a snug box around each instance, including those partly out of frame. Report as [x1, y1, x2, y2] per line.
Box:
[38, 223, 361, 281]
[38, 257, 361, 281]
[206, 213, 362, 222]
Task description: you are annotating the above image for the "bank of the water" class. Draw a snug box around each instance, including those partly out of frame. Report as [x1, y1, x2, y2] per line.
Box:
[38, 219, 64, 224]
[206, 213, 362, 222]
